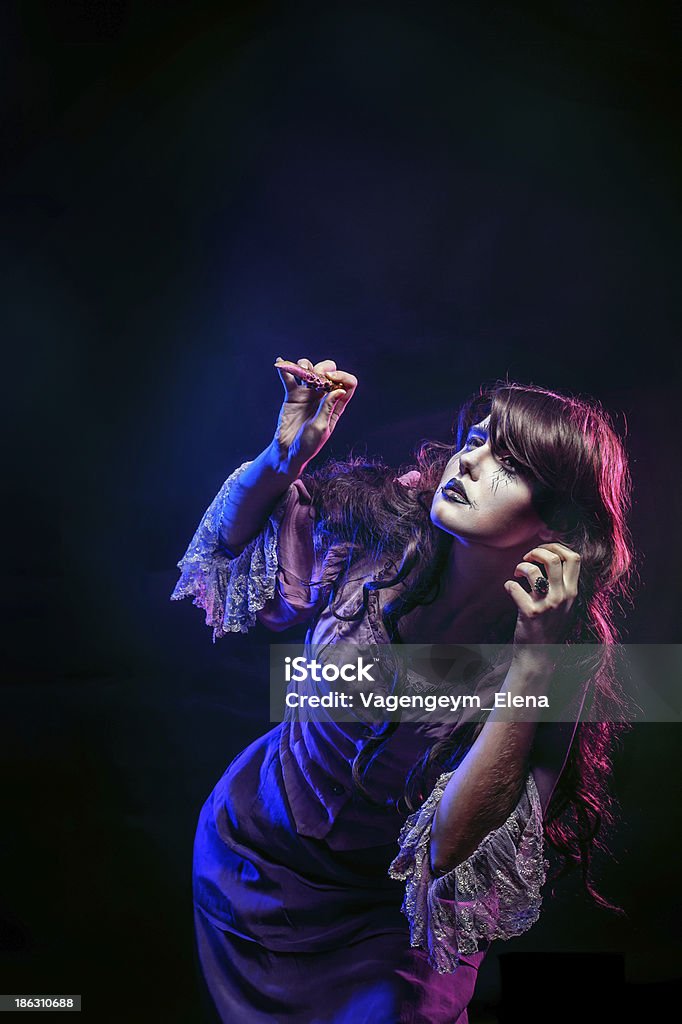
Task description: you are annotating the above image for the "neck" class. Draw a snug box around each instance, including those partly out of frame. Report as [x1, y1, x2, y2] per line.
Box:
[402, 533, 544, 645]
[442, 537, 532, 610]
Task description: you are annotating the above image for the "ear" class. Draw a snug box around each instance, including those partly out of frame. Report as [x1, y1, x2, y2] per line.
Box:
[538, 527, 558, 543]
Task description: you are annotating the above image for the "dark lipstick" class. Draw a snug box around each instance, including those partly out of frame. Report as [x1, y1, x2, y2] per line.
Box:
[440, 478, 469, 504]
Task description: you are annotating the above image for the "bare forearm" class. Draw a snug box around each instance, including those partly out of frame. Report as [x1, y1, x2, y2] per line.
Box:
[429, 655, 552, 874]
[218, 442, 302, 555]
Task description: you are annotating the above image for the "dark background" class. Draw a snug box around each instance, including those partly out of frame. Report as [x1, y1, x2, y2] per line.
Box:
[1, 1, 680, 1021]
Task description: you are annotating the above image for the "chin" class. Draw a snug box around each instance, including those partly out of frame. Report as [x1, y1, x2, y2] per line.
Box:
[430, 508, 462, 534]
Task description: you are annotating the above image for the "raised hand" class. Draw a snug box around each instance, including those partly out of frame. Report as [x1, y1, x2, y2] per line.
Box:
[504, 541, 581, 649]
[272, 357, 358, 474]
[273, 358, 353, 392]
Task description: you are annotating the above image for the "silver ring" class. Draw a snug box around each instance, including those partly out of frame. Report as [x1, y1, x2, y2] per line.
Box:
[533, 575, 550, 596]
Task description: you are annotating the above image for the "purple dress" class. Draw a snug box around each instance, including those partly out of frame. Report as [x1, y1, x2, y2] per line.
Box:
[171, 463, 576, 1023]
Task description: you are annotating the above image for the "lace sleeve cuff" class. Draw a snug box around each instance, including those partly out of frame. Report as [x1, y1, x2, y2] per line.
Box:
[170, 461, 287, 641]
[388, 770, 548, 973]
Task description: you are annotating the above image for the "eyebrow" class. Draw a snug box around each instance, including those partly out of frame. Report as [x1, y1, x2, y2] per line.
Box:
[468, 425, 488, 440]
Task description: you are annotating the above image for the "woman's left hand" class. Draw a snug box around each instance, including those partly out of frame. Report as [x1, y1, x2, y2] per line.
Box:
[504, 541, 581, 649]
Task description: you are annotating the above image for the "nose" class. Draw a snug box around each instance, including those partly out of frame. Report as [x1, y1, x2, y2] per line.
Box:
[458, 441, 489, 479]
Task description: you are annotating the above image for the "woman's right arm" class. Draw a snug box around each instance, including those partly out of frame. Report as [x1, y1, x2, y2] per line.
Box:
[216, 443, 301, 557]
[171, 357, 357, 639]
[218, 357, 358, 556]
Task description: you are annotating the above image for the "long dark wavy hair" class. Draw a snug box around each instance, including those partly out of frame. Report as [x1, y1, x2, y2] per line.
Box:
[302, 381, 635, 911]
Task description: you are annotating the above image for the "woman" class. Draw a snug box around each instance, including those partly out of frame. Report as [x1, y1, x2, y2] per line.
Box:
[171, 358, 633, 1023]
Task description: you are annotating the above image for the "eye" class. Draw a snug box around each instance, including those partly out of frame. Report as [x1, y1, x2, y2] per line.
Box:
[464, 433, 485, 450]
[497, 452, 520, 477]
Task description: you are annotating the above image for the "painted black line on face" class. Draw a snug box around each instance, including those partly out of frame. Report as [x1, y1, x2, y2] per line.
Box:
[490, 468, 513, 496]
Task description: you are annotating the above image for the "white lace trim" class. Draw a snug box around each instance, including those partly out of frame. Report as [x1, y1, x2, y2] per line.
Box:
[388, 770, 547, 973]
[170, 461, 286, 641]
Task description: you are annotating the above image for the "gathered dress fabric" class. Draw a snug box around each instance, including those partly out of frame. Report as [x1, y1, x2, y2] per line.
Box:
[171, 462, 573, 1024]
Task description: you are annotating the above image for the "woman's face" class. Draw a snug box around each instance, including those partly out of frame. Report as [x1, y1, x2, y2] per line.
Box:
[432, 418, 550, 549]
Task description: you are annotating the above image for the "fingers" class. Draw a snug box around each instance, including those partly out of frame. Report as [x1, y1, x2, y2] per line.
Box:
[275, 357, 357, 400]
[275, 357, 326, 395]
[504, 579, 536, 616]
[275, 356, 313, 394]
[326, 369, 358, 394]
[507, 541, 582, 645]
[313, 374, 358, 431]
[514, 561, 550, 597]
[523, 542, 581, 596]
[313, 359, 337, 375]
[314, 388, 347, 430]
[536, 541, 581, 594]
[521, 546, 564, 589]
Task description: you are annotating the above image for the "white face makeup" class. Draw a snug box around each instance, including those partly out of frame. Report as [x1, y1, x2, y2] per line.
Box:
[431, 418, 549, 549]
